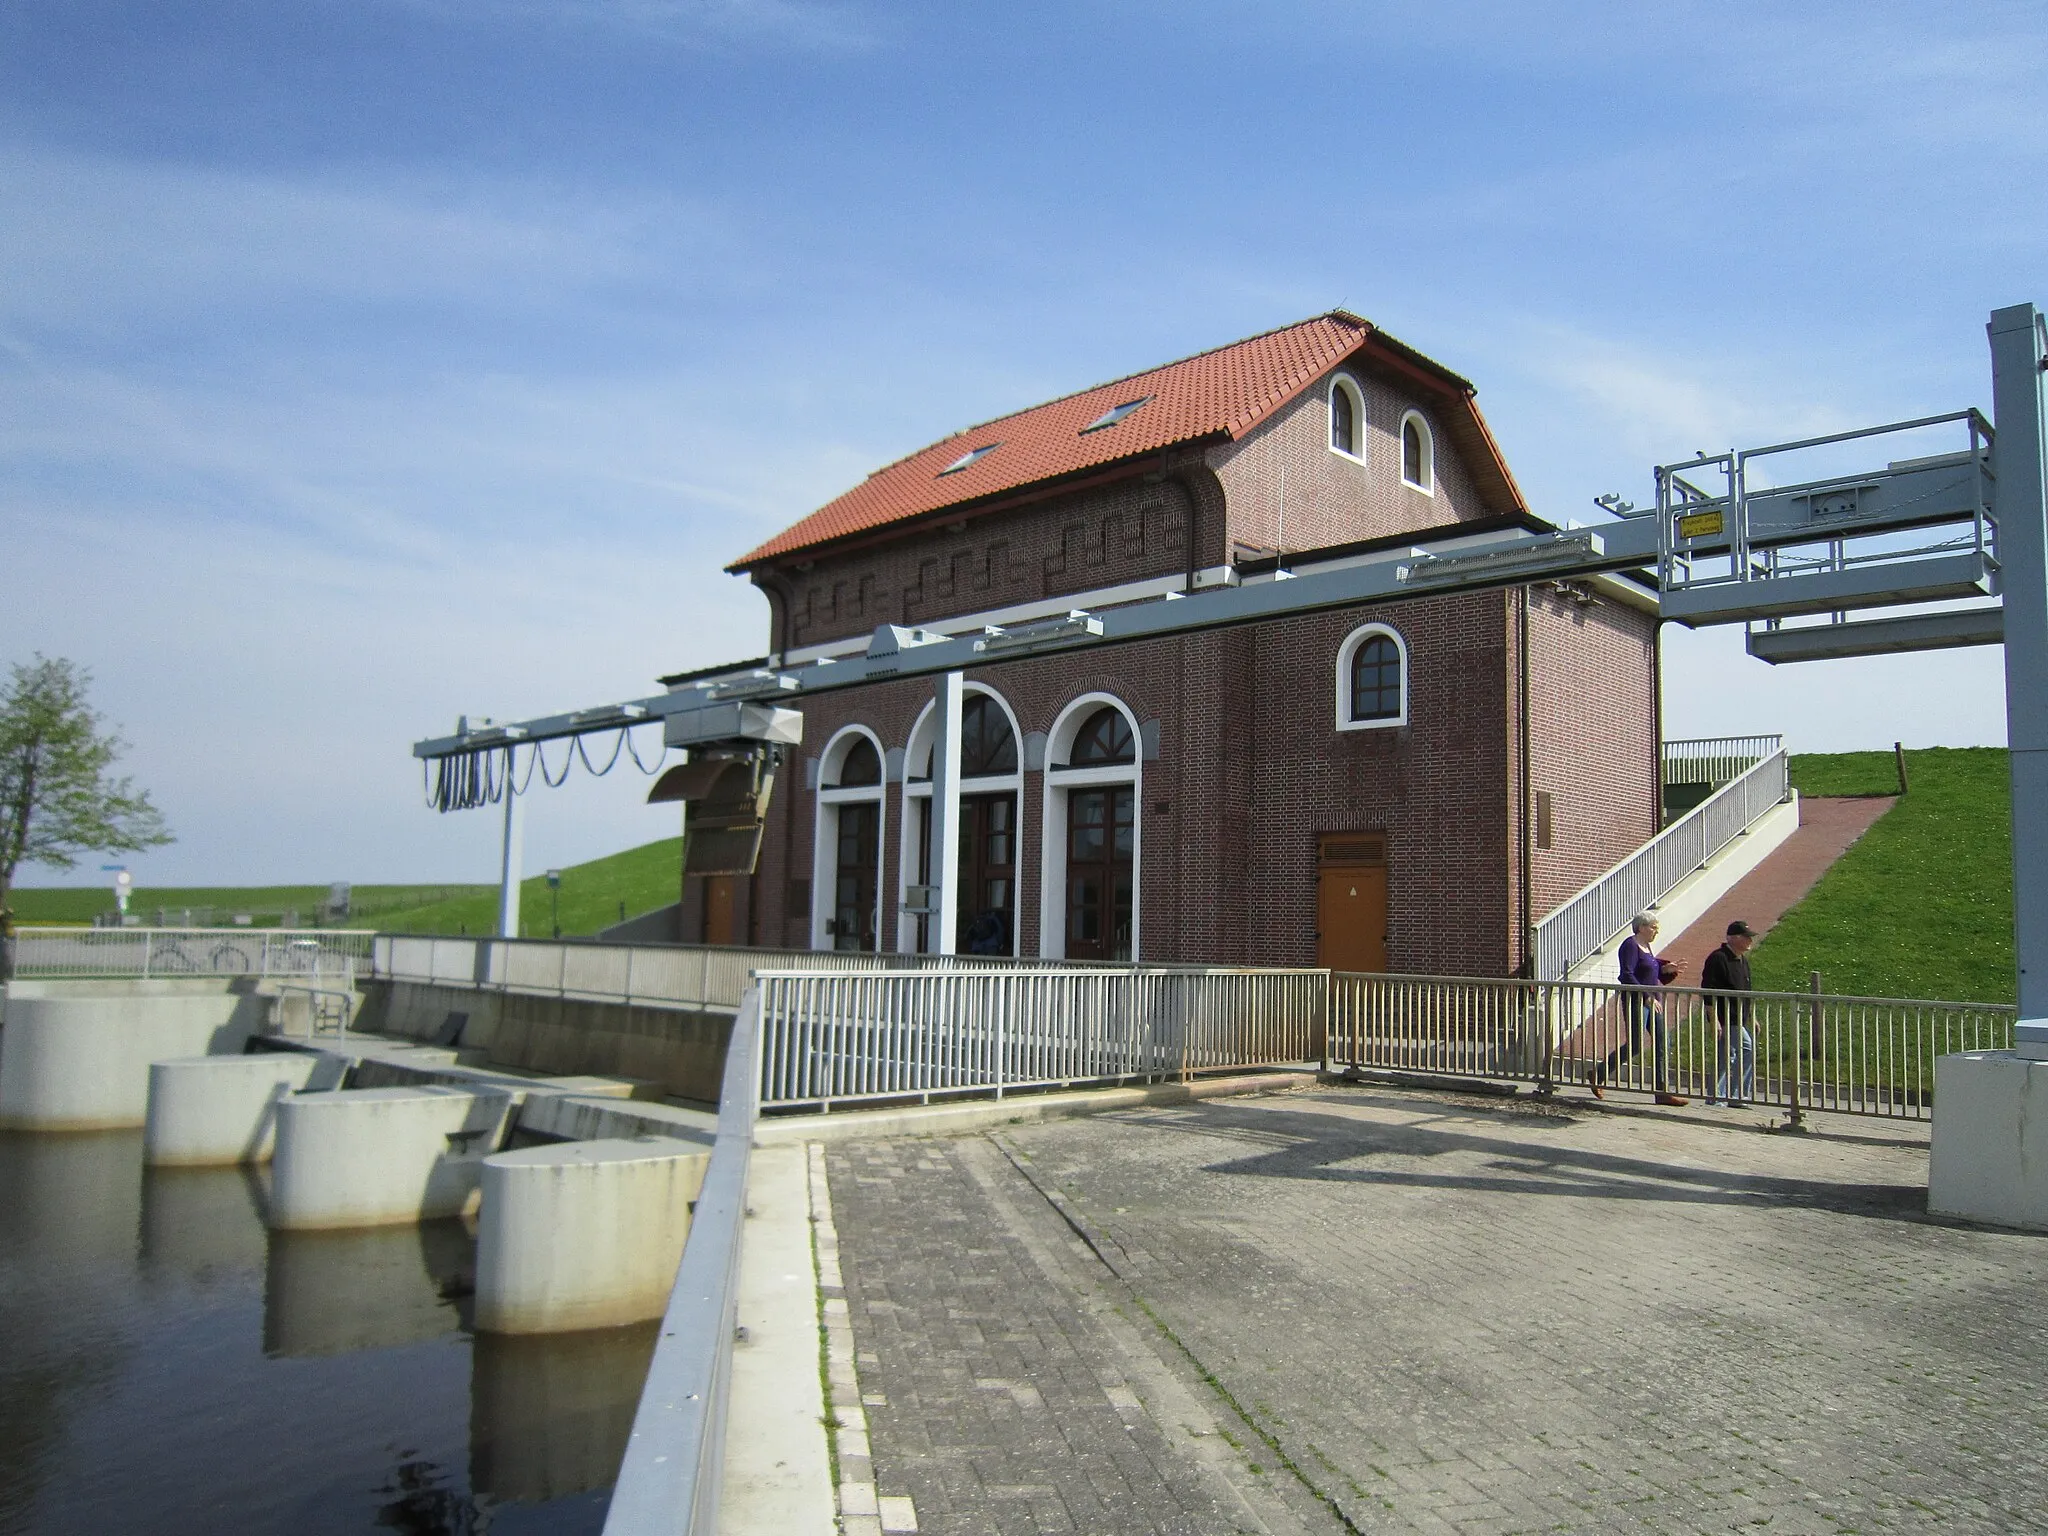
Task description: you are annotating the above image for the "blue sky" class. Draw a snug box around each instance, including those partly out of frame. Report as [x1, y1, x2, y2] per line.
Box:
[5, 0, 2045, 887]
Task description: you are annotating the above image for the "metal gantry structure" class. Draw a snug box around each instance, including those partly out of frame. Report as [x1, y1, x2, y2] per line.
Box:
[410, 304, 2048, 1047]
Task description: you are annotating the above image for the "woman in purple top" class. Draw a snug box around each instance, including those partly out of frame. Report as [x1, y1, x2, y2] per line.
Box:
[1587, 913, 1689, 1105]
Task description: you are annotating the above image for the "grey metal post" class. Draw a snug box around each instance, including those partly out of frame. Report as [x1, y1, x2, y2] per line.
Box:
[928, 672, 965, 954]
[497, 763, 525, 940]
[1990, 304, 2048, 1053]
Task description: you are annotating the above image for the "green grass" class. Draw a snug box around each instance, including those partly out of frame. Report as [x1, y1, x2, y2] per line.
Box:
[1749, 747, 2013, 1004]
[12, 836, 682, 940]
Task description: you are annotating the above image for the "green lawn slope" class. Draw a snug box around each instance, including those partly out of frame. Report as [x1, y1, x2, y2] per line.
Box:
[1750, 747, 2013, 1003]
[13, 837, 682, 940]
[369, 837, 682, 938]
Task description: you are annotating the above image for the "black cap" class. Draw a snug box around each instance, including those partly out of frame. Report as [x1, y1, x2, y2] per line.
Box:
[1726, 920, 1755, 937]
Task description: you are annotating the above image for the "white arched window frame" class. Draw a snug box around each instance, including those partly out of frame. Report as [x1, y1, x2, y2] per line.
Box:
[1335, 623, 1409, 733]
[895, 684, 1026, 955]
[1327, 373, 1367, 464]
[1037, 692, 1143, 962]
[811, 724, 888, 951]
[1398, 408, 1435, 494]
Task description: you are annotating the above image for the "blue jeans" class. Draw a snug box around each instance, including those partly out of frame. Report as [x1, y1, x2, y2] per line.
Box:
[1714, 1024, 1756, 1102]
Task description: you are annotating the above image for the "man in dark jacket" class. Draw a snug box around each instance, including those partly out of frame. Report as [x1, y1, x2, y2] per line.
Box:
[1702, 920, 1756, 1106]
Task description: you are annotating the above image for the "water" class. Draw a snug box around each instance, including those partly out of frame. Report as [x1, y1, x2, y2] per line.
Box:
[0, 1131, 657, 1536]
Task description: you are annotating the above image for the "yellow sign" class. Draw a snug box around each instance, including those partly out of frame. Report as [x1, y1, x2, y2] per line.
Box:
[1677, 510, 1725, 540]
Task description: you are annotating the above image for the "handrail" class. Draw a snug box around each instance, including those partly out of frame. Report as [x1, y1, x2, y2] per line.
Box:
[1660, 735, 1781, 789]
[603, 986, 762, 1535]
[1533, 750, 1791, 981]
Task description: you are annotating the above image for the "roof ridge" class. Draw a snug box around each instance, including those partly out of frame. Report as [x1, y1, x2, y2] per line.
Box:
[898, 309, 1373, 451]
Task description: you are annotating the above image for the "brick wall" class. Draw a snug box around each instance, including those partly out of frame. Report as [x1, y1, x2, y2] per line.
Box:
[1207, 364, 1494, 558]
[750, 586, 1525, 974]
[753, 458, 1229, 653]
[1518, 582, 1662, 926]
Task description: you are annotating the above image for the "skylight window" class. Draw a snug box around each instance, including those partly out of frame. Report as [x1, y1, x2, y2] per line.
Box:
[938, 444, 1000, 475]
[1080, 396, 1152, 434]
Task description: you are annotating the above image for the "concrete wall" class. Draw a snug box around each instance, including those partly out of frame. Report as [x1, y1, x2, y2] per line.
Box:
[366, 980, 735, 1104]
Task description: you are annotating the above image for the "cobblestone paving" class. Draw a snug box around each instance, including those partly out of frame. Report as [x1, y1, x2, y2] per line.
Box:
[997, 1087, 2048, 1535]
[825, 1137, 1336, 1535]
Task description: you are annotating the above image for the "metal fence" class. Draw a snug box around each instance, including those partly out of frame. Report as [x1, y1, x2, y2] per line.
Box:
[1532, 749, 1792, 981]
[9, 926, 374, 982]
[602, 987, 760, 1536]
[1661, 734, 1783, 792]
[371, 934, 1133, 1013]
[755, 965, 1322, 1111]
[1328, 971, 2015, 1122]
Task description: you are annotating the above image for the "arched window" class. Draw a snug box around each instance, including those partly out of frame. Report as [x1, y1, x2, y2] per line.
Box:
[1329, 376, 1364, 460]
[834, 737, 881, 787]
[814, 727, 887, 952]
[1400, 410, 1434, 493]
[959, 694, 1018, 776]
[1069, 706, 1135, 765]
[1351, 638, 1401, 722]
[1335, 624, 1408, 732]
[1042, 694, 1142, 962]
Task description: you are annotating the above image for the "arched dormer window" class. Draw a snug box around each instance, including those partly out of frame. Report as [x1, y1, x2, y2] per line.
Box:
[1335, 623, 1408, 732]
[959, 694, 1018, 776]
[1069, 706, 1135, 765]
[833, 736, 881, 787]
[1400, 410, 1434, 493]
[1329, 376, 1364, 461]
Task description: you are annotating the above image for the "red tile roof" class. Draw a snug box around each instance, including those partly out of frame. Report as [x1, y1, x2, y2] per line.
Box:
[730, 312, 1515, 570]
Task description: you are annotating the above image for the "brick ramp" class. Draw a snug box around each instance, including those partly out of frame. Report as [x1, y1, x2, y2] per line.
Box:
[1659, 794, 1897, 980]
[1556, 795, 1896, 1075]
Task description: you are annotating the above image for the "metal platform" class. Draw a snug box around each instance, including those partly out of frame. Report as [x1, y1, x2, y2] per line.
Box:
[1747, 607, 2006, 665]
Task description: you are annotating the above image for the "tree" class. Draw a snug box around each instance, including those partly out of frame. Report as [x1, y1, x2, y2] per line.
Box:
[0, 656, 173, 909]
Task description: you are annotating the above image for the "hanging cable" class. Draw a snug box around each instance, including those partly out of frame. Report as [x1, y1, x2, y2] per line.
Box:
[425, 722, 667, 811]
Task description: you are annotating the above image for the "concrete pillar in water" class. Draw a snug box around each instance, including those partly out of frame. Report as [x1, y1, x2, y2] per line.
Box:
[474, 1137, 708, 1334]
[269, 1086, 514, 1230]
[144, 1053, 338, 1167]
[0, 984, 268, 1130]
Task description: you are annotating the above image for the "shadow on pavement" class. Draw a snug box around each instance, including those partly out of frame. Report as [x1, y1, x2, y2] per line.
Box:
[1094, 1089, 1932, 1224]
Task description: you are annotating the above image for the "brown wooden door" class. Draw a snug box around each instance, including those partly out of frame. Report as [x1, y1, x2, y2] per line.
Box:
[832, 801, 880, 951]
[1067, 786, 1135, 961]
[704, 875, 741, 946]
[1316, 833, 1388, 973]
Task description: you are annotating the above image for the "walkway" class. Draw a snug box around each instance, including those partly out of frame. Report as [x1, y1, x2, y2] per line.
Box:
[1661, 794, 1896, 979]
[822, 1083, 2048, 1535]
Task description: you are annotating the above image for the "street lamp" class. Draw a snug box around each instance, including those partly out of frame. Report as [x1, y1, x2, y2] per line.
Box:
[546, 869, 562, 938]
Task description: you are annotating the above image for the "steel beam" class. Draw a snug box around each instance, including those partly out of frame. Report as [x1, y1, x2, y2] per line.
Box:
[1745, 608, 2004, 664]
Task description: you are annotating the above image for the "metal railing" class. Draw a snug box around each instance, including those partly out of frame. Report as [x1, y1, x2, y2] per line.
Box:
[1328, 971, 2014, 1122]
[1661, 734, 1782, 792]
[371, 935, 1134, 1013]
[1532, 749, 1792, 981]
[9, 926, 374, 982]
[755, 965, 1321, 1111]
[602, 987, 761, 1536]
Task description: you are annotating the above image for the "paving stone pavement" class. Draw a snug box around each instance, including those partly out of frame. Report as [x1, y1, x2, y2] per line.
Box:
[825, 1135, 1338, 1536]
[829, 1086, 2048, 1535]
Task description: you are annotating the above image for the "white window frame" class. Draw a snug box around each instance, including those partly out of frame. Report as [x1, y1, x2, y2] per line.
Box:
[812, 724, 888, 951]
[1327, 373, 1367, 464]
[1037, 692, 1143, 961]
[1335, 623, 1409, 733]
[896, 685, 1026, 955]
[1399, 408, 1435, 494]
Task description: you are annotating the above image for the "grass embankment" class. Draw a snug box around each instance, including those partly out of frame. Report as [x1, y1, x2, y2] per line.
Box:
[369, 837, 682, 938]
[12, 836, 682, 941]
[1749, 747, 2012, 1004]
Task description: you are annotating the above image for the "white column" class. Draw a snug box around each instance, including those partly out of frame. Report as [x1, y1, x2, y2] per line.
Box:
[498, 762, 525, 941]
[928, 672, 965, 955]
